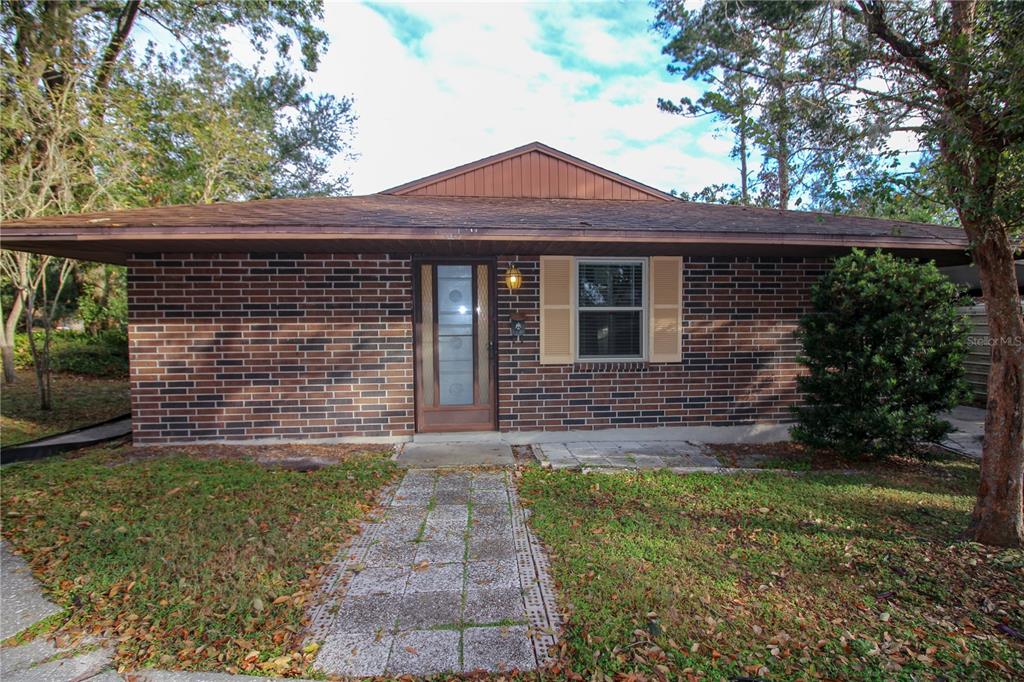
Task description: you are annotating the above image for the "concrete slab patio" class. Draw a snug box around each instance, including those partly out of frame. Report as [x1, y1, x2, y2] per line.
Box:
[535, 440, 722, 470]
[395, 441, 514, 468]
[307, 469, 560, 677]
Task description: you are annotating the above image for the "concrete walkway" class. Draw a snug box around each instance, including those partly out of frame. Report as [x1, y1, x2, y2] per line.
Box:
[0, 415, 131, 465]
[307, 469, 560, 677]
[941, 405, 985, 459]
[1, 542, 63, 641]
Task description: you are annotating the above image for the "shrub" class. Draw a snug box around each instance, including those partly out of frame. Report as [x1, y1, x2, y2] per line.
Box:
[791, 249, 971, 458]
[14, 329, 129, 378]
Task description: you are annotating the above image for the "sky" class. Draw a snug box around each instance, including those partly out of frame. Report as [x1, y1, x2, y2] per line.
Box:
[306, 1, 735, 196]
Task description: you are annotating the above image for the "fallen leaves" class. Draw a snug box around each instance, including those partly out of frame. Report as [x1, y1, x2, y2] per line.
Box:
[0, 449, 400, 675]
[518, 465, 1024, 681]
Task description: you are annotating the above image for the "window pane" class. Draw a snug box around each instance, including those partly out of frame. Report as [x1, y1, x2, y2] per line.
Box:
[579, 310, 642, 358]
[436, 265, 474, 405]
[578, 262, 643, 308]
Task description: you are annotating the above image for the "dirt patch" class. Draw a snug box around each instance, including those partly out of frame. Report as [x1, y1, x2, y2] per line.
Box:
[92, 442, 395, 470]
[708, 440, 972, 473]
[512, 444, 537, 466]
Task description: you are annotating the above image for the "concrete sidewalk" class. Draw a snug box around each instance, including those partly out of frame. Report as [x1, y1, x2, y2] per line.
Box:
[941, 405, 985, 459]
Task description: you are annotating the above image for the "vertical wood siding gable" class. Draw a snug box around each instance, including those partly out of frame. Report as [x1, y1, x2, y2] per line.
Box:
[403, 151, 665, 200]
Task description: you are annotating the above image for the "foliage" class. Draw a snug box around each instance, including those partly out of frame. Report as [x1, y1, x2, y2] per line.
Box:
[1, 0, 355, 215]
[792, 250, 970, 459]
[656, 1, 872, 209]
[0, 449, 397, 674]
[1, 0, 354, 402]
[657, 0, 1024, 547]
[520, 464, 1024, 681]
[1, 252, 77, 409]
[0, 369, 129, 446]
[131, 51, 355, 204]
[671, 182, 744, 205]
[817, 155, 960, 225]
[77, 264, 127, 334]
[14, 329, 128, 378]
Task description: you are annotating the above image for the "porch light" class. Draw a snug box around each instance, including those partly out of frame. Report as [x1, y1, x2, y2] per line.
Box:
[504, 264, 523, 291]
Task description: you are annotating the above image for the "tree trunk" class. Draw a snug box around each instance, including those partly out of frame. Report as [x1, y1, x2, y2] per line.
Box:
[965, 220, 1024, 548]
[1, 288, 24, 384]
[1, 345, 15, 384]
[738, 118, 749, 205]
[777, 141, 789, 210]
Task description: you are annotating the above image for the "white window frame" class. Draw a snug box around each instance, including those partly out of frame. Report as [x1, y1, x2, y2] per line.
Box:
[573, 257, 648, 362]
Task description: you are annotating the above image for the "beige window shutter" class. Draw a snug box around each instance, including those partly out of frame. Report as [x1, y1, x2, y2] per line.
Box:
[539, 256, 574, 364]
[648, 256, 682, 363]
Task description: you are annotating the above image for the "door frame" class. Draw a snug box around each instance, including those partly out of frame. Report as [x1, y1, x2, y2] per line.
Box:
[412, 257, 498, 433]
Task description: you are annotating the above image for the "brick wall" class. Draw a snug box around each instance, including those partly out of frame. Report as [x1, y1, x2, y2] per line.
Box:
[127, 253, 414, 444]
[496, 255, 830, 431]
[128, 252, 827, 443]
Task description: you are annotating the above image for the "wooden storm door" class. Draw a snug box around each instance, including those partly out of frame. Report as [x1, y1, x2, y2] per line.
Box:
[414, 261, 496, 432]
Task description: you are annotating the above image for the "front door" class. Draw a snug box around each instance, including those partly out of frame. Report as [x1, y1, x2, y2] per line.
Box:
[414, 261, 496, 432]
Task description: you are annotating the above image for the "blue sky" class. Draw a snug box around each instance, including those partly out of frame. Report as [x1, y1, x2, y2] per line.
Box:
[309, 1, 738, 195]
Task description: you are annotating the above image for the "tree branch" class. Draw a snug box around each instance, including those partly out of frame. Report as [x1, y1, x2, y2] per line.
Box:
[92, 0, 141, 97]
[837, 0, 953, 93]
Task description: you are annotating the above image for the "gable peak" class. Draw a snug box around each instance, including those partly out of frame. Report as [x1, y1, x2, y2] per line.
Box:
[381, 141, 675, 201]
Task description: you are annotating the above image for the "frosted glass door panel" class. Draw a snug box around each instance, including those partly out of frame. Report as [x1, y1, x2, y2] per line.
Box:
[436, 265, 474, 405]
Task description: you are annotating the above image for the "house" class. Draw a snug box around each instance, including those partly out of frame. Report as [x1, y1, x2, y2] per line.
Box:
[1, 142, 970, 445]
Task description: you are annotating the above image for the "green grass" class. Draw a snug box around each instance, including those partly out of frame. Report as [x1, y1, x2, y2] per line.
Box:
[0, 448, 398, 675]
[519, 454, 1024, 681]
[1, 370, 130, 447]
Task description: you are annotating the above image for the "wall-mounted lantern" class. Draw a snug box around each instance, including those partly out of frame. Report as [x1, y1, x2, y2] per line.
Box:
[504, 264, 523, 291]
[510, 313, 526, 343]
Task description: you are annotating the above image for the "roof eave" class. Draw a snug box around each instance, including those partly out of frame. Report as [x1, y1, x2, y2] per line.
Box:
[0, 225, 971, 266]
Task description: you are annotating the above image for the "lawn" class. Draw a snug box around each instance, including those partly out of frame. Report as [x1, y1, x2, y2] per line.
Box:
[1, 369, 130, 447]
[519, 454, 1024, 681]
[0, 447, 398, 675]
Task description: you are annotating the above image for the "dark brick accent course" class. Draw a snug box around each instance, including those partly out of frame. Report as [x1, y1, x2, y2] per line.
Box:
[496, 255, 829, 432]
[128, 253, 414, 444]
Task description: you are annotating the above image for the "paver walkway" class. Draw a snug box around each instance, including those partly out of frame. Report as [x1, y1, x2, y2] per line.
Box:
[535, 440, 722, 470]
[307, 469, 560, 677]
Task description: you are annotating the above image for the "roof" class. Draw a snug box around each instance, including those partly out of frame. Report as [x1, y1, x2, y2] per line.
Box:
[382, 141, 676, 201]
[1, 193, 970, 265]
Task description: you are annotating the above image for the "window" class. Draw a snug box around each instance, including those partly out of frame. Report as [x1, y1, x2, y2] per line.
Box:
[576, 259, 646, 360]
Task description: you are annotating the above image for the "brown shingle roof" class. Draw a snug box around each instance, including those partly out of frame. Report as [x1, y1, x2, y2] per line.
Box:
[1, 194, 969, 265]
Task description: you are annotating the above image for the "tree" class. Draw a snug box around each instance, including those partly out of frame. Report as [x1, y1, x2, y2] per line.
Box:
[0, 253, 75, 409]
[132, 51, 355, 204]
[659, 70, 756, 204]
[793, 250, 970, 458]
[657, 0, 1024, 547]
[815, 155, 960, 225]
[656, 2, 870, 209]
[1, 1, 355, 398]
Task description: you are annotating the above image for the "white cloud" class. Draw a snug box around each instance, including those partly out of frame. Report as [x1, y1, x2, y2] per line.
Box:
[311, 1, 725, 195]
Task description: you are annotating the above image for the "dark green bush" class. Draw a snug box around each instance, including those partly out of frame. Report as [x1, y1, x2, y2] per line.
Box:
[15, 329, 129, 378]
[792, 249, 971, 459]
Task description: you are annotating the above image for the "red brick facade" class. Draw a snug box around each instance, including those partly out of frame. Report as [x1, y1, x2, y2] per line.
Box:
[127, 253, 414, 444]
[127, 252, 827, 443]
[496, 256, 829, 431]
